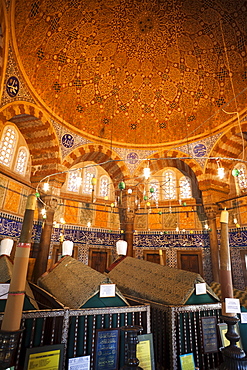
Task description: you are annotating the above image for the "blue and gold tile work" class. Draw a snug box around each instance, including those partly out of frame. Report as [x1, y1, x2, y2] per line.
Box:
[0, 212, 247, 288]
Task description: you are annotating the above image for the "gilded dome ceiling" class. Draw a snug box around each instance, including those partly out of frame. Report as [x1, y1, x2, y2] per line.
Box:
[13, 0, 247, 148]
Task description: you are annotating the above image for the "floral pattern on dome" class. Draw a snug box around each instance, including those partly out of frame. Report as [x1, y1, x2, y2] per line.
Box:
[14, 0, 247, 147]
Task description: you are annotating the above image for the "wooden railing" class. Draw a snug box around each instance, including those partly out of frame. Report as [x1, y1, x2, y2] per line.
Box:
[126, 295, 222, 370]
[0, 304, 150, 369]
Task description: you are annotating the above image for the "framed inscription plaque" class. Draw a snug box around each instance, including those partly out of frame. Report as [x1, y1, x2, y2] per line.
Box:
[24, 344, 64, 370]
[201, 316, 218, 353]
[137, 333, 155, 370]
[95, 328, 119, 370]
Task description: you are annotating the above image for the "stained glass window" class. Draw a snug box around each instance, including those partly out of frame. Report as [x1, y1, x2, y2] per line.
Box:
[180, 176, 192, 199]
[149, 179, 159, 202]
[67, 169, 81, 192]
[234, 164, 247, 191]
[83, 167, 96, 194]
[163, 170, 176, 199]
[100, 175, 109, 198]
[15, 147, 28, 175]
[0, 126, 17, 167]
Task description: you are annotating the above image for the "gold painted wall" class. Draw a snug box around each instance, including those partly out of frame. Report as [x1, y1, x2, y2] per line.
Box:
[64, 200, 78, 225]
[95, 204, 109, 228]
[3, 181, 21, 214]
[148, 211, 163, 230]
[179, 207, 196, 230]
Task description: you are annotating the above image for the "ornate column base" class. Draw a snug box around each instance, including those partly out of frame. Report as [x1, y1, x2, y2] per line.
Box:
[120, 325, 143, 370]
[0, 329, 23, 369]
[219, 315, 247, 370]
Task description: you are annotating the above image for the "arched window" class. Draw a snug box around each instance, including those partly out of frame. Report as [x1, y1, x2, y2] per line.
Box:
[180, 176, 192, 199]
[0, 126, 17, 167]
[83, 166, 96, 194]
[99, 175, 109, 198]
[163, 170, 176, 200]
[67, 169, 81, 192]
[234, 164, 247, 191]
[149, 179, 159, 202]
[15, 147, 28, 175]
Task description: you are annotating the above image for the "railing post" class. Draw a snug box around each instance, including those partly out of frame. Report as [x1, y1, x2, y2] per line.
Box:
[61, 308, 70, 370]
[120, 325, 143, 370]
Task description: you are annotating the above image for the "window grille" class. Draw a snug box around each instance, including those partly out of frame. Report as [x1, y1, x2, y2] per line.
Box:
[180, 176, 192, 199]
[15, 147, 28, 175]
[67, 170, 81, 192]
[99, 176, 109, 198]
[163, 170, 176, 199]
[0, 126, 17, 167]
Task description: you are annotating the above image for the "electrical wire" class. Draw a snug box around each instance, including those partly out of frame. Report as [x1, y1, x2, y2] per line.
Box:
[220, 19, 245, 160]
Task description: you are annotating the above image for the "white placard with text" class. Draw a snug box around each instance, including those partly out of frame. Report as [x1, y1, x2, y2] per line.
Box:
[195, 282, 207, 295]
[0, 284, 10, 300]
[68, 355, 90, 370]
[99, 284, 116, 298]
[241, 313, 247, 323]
[225, 298, 241, 314]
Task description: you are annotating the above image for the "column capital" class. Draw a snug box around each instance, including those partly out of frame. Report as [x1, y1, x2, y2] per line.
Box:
[204, 205, 219, 220]
[40, 195, 59, 211]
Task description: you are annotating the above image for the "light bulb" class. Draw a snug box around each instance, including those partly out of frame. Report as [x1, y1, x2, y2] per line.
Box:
[91, 177, 97, 186]
[43, 182, 50, 192]
[217, 167, 225, 179]
[87, 221, 91, 227]
[143, 167, 151, 179]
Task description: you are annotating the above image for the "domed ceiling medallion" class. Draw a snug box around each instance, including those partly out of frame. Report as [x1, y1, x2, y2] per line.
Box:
[14, 0, 247, 147]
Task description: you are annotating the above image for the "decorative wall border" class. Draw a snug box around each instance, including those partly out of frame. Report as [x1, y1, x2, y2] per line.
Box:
[0, 213, 246, 289]
[1, 212, 247, 249]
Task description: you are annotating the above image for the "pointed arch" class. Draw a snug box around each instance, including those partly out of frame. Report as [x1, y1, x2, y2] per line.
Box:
[204, 123, 247, 192]
[62, 144, 130, 187]
[133, 150, 204, 201]
[0, 102, 62, 182]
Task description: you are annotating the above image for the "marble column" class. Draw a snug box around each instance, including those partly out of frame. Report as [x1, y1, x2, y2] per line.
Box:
[219, 209, 247, 369]
[125, 215, 135, 257]
[219, 209, 234, 316]
[1, 194, 36, 331]
[32, 196, 58, 283]
[205, 206, 220, 283]
[118, 190, 136, 257]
